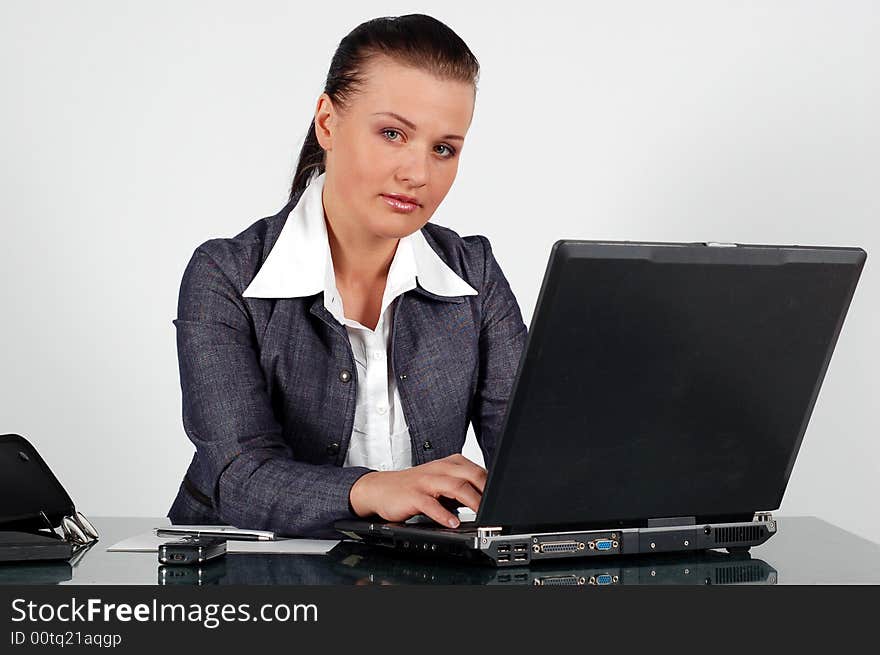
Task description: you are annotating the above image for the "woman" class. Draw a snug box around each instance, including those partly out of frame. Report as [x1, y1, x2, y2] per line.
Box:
[167, 14, 527, 538]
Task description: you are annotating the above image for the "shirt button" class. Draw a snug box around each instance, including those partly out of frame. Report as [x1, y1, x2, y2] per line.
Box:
[339, 369, 352, 383]
[379, 463, 389, 471]
[422, 440, 433, 451]
[326, 442, 340, 455]
[371, 352, 383, 361]
[376, 405, 388, 415]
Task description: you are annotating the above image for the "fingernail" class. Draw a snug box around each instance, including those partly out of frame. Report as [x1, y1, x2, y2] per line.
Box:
[448, 518, 460, 528]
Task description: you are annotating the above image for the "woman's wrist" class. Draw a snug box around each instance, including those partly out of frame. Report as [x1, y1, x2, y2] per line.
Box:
[349, 470, 382, 517]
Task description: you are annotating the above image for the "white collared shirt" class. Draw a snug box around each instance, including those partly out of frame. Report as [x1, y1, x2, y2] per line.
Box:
[242, 172, 477, 472]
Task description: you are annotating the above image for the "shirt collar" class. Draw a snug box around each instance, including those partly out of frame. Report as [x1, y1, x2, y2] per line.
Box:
[241, 171, 478, 301]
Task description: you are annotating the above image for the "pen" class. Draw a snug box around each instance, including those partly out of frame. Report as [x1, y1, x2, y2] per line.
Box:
[155, 528, 274, 541]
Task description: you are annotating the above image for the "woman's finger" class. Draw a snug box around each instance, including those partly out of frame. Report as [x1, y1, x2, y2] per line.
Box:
[429, 476, 482, 514]
[415, 497, 461, 528]
[431, 460, 488, 493]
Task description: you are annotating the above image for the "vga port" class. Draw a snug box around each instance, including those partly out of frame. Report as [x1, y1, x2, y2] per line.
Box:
[588, 538, 619, 551]
[538, 541, 584, 554]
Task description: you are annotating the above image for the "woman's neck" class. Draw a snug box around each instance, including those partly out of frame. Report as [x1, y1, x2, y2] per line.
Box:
[325, 216, 398, 289]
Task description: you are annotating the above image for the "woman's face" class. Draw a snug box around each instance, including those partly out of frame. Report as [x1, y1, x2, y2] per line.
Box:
[315, 55, 475, 241]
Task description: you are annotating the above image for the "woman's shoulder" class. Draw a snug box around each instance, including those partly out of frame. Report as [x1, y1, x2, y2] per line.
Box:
[185, 203, 293, 292]
[421, 220, 486, 253]
[421, 221, 504, 293]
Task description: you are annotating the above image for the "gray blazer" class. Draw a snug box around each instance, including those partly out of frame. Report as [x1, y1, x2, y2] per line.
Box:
[167, 195, 528, 538]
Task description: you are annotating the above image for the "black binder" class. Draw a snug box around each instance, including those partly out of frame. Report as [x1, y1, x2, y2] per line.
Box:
[0, 434, 98, 562]
[0, 531, 74, 563]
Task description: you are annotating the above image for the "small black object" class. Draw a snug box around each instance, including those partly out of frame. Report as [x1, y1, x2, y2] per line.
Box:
[159, 536, 227, 565]
[158, 558, 227, 585]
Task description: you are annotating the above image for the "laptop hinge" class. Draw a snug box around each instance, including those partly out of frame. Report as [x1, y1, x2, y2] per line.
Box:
[476, 526, 503, 543]
[647, 516, 696, 528]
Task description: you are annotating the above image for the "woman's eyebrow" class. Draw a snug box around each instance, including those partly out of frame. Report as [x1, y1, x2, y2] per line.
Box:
[371, 111, 464, 141]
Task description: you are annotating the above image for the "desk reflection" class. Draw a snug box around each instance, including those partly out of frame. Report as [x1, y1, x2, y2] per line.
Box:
[157, 541, 777, 586]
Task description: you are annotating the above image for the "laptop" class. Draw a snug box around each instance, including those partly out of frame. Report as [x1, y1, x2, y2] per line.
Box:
[335, 240, 866, 566]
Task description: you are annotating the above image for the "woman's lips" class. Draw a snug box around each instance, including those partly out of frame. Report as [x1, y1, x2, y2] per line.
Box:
[381, 194, 420, 213]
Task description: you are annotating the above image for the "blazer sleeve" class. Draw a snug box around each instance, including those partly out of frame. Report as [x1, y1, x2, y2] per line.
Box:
[173, 245, 373, 538]
[470, 235, 528, 469]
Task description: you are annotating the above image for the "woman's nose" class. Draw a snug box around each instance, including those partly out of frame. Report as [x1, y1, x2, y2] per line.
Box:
[396, 149, 430, 187]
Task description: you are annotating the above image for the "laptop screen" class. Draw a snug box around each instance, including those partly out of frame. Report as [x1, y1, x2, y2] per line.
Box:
[478, 242, 865, 528]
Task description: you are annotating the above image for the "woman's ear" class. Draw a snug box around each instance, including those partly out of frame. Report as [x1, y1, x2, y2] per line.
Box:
[314, 93, 335, 151]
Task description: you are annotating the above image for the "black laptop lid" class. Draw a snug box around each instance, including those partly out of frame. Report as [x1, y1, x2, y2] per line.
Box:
[477, 241, 866, 529]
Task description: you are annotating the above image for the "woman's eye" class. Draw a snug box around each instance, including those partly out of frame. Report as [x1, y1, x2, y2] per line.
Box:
[381, 129, 455, 158]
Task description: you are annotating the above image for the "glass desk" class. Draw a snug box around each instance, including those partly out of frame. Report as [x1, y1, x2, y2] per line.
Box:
[1, 516, 878, 585]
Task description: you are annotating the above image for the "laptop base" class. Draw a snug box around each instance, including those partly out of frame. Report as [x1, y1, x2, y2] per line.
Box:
[335, 513, 777, 567]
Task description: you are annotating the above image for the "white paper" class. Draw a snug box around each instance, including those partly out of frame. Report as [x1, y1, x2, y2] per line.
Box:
[106, 530, 338, 555]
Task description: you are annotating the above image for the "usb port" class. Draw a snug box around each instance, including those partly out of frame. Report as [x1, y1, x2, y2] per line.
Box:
[498, 555, 510, 563]
[497, 544, 511, 553]
[514, 553, 528, 562]
[513, 544, 528, 552]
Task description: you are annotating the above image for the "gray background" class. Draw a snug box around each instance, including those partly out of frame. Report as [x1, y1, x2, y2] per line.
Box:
[1, 1, 877, 540]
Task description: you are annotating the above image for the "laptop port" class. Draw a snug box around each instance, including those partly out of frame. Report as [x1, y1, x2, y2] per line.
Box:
[589, 574, 618, 585]
[513, 572, 529, 581]
[513, 543, 528, 552]
[513, 553, 528, 562]
[533, 575, 584, 586]
[538, 541, 585, 554]
[588, 538, 619, 551]
[497, 555, 510, 563]
[497, 544, 511, 553]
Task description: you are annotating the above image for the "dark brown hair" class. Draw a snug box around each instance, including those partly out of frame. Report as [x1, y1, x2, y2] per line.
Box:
[288, 14, 480, 202]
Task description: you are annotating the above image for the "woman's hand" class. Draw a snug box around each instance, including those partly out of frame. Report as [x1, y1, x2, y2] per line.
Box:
[348, 454, 487, 527]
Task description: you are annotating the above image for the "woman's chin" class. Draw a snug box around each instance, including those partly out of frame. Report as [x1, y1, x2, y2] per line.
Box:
[367, 218, 428, 240]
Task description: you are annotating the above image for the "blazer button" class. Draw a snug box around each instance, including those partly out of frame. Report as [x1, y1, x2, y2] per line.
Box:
[339, 369, 352, 383]
[326, 442, 340, 456]
[422, 440, 433, 451]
